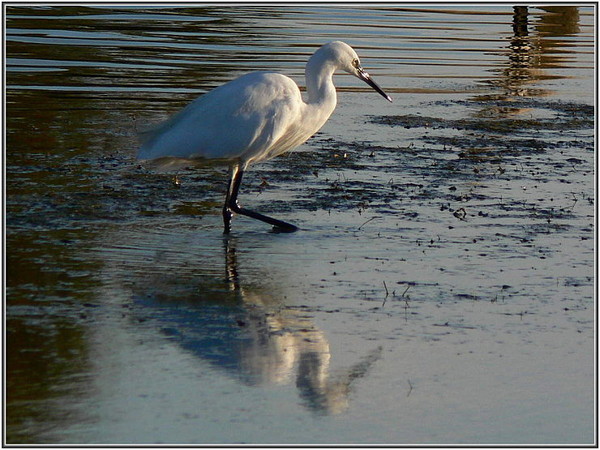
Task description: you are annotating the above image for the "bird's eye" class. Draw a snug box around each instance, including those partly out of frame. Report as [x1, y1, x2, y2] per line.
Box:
[352, 58, 360, 68]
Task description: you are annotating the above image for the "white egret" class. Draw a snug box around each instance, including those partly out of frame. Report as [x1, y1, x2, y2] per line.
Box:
[137, 41, 392, 233]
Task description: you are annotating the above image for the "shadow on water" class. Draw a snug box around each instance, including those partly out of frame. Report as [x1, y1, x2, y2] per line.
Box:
[112, 233, 381, 416]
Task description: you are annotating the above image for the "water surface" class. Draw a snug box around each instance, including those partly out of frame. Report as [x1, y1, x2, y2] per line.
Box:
[6, 4, 595, 445]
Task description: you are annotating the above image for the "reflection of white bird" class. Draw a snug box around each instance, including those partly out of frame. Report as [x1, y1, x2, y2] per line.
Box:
[138, 41, 392, 233]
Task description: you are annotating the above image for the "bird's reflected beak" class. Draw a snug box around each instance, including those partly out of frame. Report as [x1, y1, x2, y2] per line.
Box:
[357, 67, 392, 102]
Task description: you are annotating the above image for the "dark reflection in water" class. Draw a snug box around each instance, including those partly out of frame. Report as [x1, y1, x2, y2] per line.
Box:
[6, 315, 91, 443]
[133, 237, 381, 415]
[5, 5, 286, 92]
[481, 6, 585, 106]
[6, 230, 99, 443]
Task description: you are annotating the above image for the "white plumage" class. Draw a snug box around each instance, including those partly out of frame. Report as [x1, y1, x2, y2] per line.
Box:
[138, 41, 391, 233]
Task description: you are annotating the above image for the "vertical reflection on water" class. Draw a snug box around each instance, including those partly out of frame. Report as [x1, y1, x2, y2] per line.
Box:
[537, 6, 581, 35]
[469, 5, 588, 124]
[223, 239, 382, 414]
[480, 6, 585, 106]
[297, 344, 383, 415]
[97, 233, 381, 417]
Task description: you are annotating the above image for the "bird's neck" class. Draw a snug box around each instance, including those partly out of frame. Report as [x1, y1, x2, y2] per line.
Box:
[305, 59, 337, 108]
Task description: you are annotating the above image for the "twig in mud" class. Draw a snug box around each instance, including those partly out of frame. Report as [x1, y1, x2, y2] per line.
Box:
[401, 285, 411, 297]
[569, 194, 578, 211]
[402, 285, 411, 310]
[358, 216, 377, 230]
[382, 280, 389, 307]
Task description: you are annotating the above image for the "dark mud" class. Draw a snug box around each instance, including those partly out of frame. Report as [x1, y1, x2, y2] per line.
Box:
[238, 98, 595, 242]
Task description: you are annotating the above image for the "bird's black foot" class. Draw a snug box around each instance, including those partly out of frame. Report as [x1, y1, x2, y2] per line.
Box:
[223, 204, 298, 234]
[223, 165, 299, 234]
[271, 222, 299, 233]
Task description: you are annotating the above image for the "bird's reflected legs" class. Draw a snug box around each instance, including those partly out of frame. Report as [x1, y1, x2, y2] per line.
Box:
[223, 192, 234, 235]
[223, 164, 299, 234]
[223, 237, 240, 290]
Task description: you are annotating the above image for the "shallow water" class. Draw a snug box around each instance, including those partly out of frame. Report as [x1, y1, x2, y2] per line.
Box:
[5, 4, 595, 445]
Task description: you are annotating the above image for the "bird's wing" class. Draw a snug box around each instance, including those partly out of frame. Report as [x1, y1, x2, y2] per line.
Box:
[137, 72, 303, 164]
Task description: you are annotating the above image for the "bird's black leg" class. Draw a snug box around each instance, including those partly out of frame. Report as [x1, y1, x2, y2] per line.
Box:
[223, 164, 298, 234]
[223, 167, 236, 234]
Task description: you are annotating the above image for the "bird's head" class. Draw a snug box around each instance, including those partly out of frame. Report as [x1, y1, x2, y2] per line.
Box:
[319, 41, 392, 102]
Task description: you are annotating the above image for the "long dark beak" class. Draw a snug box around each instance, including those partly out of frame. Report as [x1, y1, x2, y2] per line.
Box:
[358, 67, 392, 102]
